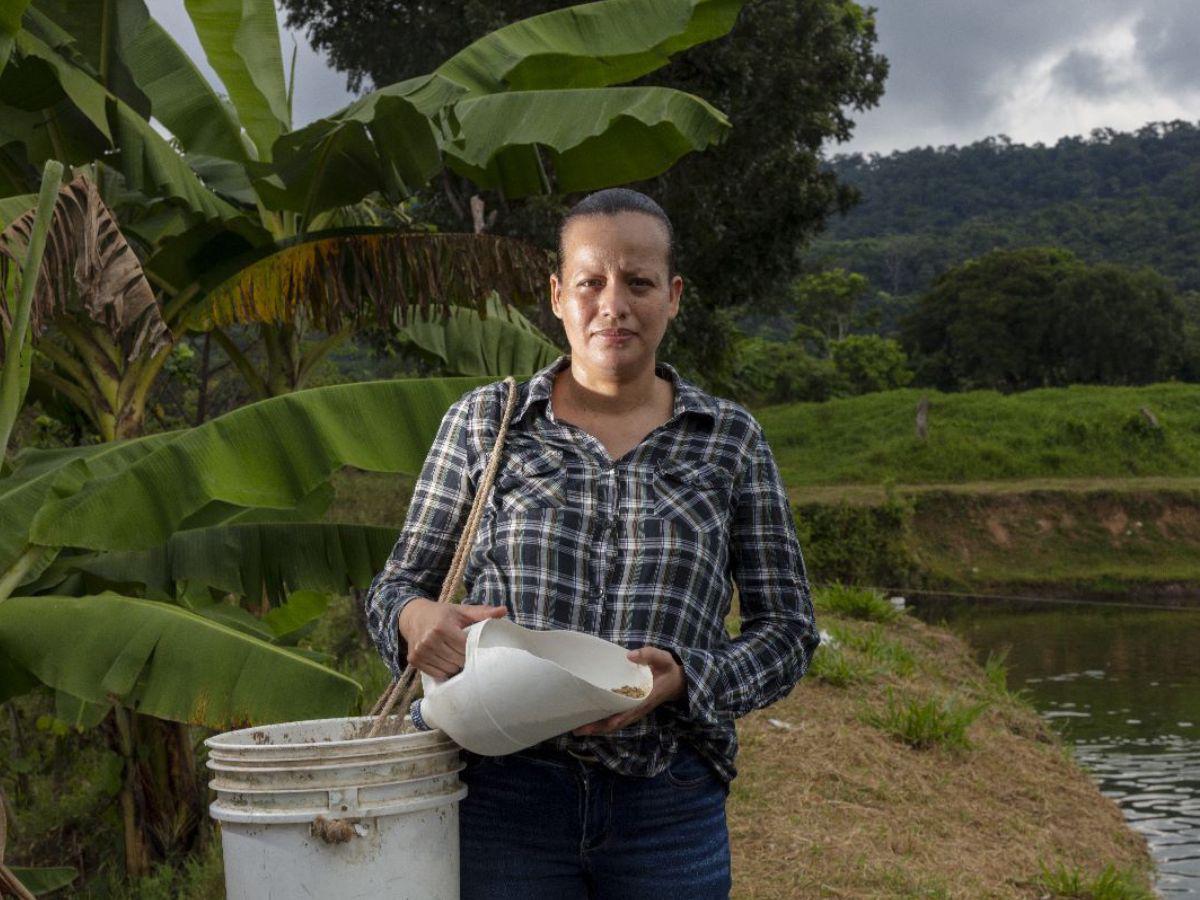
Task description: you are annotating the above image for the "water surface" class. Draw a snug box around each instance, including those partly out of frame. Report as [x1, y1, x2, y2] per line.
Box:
[908, 595, 1200, 896]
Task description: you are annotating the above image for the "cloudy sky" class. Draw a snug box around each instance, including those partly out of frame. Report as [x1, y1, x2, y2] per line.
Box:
[839, 0, 1200, 156]
[153, 0, 1200, 158]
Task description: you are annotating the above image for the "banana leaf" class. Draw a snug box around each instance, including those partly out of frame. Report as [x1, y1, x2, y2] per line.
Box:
[0, 193, 36, 226]
[0, 430, 179, 576]
[263, 589, 330, 641]
[0, 0, 30, 77]
[445, 86, 729, 196]
[183, 0, 289, 160]
[436, 0, 744, 94]
[256, 94, 441, 220]
[27, 376, 493, 553]
[0, 172, 169, 367]
[116, 1, 249, 162]
[13, 29, 239, 221]
[54, 520, 397, 606]
[0, 592, 360, 728]
[8, 867, 77, 895]
[255, 0, 744, 212]
[196, 230, 548, 332]
[54, 689, 108, 729]
[400, 292, 562, 376]
[176, 481, 336, 531]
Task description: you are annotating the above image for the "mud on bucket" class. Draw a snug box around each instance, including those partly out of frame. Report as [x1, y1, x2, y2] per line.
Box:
[205, 715, 464, 900]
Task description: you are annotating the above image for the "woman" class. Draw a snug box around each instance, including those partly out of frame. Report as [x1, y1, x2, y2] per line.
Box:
[365, 188, 820, 898]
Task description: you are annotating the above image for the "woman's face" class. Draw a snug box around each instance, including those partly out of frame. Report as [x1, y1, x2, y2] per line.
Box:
[550, 211, 683, 378]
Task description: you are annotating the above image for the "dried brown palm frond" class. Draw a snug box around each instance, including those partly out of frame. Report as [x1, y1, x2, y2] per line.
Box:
[200, 231, 550, 332]
[0, 174, 170, 365]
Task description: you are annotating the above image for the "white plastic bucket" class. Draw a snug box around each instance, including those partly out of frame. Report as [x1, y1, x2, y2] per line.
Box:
[205, 715, 464, 900]
[412, 617, 654, 755]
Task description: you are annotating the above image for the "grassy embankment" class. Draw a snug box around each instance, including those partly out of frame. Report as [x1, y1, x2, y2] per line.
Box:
[728, 584, 1155, 898]
[756, 382, 1200, 598]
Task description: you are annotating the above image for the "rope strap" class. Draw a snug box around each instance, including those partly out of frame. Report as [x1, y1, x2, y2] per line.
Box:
[366, 376, 519, 739]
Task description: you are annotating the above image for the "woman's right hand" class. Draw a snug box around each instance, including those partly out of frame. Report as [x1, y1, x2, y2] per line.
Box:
[398, 598, 508, 680]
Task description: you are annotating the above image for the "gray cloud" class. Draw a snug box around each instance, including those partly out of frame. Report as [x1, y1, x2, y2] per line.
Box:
[838, 0, 1190, 156]
[1133, 0, 1200, 92]
[1050, 49, 1130, 98]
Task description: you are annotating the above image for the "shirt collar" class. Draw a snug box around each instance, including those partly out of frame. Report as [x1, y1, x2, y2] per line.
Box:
[514, 354, 719, 424]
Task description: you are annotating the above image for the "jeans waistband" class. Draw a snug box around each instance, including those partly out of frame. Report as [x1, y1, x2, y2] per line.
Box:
[513, 742, 602, 766]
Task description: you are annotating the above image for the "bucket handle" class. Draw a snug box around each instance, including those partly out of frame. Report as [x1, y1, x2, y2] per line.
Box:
[365, 376, 519, 739]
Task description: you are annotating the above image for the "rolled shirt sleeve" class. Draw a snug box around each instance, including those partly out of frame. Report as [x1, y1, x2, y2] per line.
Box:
[363, 389, 481, 678]
[673, 426, 821, 727]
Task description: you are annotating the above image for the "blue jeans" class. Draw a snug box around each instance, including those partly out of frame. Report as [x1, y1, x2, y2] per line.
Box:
[459, 743, 732, 899]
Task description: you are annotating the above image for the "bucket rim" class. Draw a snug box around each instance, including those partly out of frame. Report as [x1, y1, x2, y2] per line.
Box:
[208, 759, 466, 798]
[203, 714, 445, 754]
[205, 745, 461, 777]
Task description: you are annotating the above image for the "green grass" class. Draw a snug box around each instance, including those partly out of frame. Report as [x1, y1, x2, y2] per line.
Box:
[862, 686, 990, 751]
[809, 644, 872, 687]
[812, 584, 903, 622]
[756, 382, 1200, 486]
[830, 623, 916, 677]
[980, 646, 1033, 706]
[1034, 860, 1156, 899]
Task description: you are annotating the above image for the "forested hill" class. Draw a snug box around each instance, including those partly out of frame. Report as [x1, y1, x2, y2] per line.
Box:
[812, 120, 1200, 297]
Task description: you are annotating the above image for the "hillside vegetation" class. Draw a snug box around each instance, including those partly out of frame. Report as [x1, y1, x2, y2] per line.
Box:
[756, 382, 1200, 488]
[813, 120, 1200, 297]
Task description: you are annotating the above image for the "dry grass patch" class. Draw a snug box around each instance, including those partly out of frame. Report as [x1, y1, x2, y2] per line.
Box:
[726, 607, 1154, 898]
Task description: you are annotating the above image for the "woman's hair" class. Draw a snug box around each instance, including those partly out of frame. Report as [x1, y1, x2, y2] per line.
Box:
[557, 188, 676, 277]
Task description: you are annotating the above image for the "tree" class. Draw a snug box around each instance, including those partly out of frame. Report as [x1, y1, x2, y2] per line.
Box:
[729, 334, 839, 404]
[282, 0, 890, 387]
[830, 334, 911, 394]
[900, 246, 1187, 391]
[1047, 263, 1185, 386]
[790, 267, 872, 344]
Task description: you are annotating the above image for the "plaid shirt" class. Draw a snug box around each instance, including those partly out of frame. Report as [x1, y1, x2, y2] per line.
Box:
[364, 354, 820, 783]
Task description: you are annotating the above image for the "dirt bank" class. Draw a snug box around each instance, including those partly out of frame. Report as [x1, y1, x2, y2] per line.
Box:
[727, 607, 1155, 898]
[790, 478, 1200, 602]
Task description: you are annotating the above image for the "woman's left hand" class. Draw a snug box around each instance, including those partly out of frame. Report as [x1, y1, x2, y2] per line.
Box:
[571, 646, 686, 736]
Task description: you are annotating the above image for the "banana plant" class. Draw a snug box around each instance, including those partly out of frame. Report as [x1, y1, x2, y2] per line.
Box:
[0, 0, 743, 400]
[0, 159, 61, 459]
[0, 370, 492, 873]
[0, 168, 173, 442]
[0, 163, 495, 877]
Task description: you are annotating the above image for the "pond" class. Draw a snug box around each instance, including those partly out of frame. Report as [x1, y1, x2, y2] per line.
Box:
[907, 593, 1200, 897]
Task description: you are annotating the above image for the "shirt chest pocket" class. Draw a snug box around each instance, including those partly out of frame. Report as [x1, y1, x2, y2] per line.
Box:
[652, 458, 733, 533]
[491, 444, 568, 514]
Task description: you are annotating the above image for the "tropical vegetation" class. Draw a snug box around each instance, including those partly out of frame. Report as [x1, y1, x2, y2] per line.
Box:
[0, 0, 751, 890]
[814, 120, 1200, 296]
